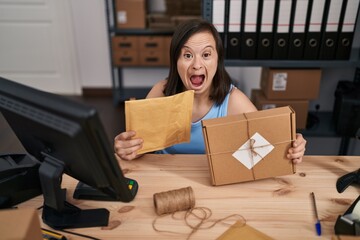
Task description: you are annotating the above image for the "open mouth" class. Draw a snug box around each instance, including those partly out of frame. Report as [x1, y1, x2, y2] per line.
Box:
[190, 75, 205, 87]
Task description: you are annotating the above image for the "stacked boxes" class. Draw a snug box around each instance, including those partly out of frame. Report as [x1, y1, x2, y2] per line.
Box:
[112, 36, 172, 66]
[148, 0, 202, 30]
[112, 36, 139, 66]
[165, 0, 201, 17]
[252, 89, 309, 129]
[252, 68, 322, 129]
[115, 0, 146, 29]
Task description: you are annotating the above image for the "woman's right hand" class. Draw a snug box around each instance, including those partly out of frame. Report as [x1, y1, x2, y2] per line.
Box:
[114, 131, 143, 161]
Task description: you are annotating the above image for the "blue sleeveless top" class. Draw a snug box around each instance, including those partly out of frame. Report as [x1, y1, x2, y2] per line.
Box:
[157, 87, 232, 154]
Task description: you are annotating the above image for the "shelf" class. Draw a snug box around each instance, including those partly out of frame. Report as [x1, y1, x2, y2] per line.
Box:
[299, 111, 337, 138]
[109, 27, 174, 36]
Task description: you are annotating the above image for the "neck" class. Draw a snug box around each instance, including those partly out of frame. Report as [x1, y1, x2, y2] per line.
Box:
[192, 93, 213, 122]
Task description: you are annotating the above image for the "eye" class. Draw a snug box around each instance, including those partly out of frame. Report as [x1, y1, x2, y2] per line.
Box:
[183, 53, 193, 59]
[203, 52, 211, 59]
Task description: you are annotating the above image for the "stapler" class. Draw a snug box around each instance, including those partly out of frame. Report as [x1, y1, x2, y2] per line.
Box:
[336, 168, 360, 193]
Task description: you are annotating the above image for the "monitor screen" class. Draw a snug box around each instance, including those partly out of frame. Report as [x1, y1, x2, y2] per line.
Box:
[0, 77, 138, 229]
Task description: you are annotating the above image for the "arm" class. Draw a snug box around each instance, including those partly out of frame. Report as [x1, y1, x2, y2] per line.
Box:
[227, 87, 257, 115]
[146, 80, 167, 98]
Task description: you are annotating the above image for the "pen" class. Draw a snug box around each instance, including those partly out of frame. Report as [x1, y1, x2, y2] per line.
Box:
[310, 192, 322, 236]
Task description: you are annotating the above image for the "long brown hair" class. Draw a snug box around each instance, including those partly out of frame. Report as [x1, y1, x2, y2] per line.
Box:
[163, 19, 232, 105]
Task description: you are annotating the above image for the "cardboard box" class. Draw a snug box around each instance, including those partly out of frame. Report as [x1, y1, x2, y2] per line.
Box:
[112, 36, 138, 51]
[251, 89, 309, 129]
[112, 50, 139, 66]
[0, 208, 42, 240]
[202, 106, 296, 186]
[116, 0, 146, 29]
[260, 68, 322, 100]
[138, 36, 165, 50]
[139, 50, 166, 66]
[147, 13, 174, 30]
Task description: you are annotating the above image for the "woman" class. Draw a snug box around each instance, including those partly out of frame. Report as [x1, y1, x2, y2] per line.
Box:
[114, 20, 306, 163]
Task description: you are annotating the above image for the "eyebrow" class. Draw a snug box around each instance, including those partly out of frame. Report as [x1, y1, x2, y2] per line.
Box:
[182, 45, 215, 51]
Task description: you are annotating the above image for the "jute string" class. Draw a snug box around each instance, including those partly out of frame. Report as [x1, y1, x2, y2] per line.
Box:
[152, 186, 246, 239]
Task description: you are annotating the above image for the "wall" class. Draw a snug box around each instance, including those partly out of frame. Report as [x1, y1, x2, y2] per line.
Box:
[70, 0, 112, 88]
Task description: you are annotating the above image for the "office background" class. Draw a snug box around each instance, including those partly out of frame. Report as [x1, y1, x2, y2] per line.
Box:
[0, 0, 359, 155]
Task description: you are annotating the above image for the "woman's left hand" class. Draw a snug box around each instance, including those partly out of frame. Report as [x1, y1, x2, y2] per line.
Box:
[287, 133, 306, 164]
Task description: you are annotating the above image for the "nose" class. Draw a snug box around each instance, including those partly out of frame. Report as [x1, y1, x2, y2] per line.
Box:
[192, 56, 202, 70]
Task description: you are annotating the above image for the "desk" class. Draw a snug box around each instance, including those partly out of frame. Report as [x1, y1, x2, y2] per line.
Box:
[17, 154, 360, 240]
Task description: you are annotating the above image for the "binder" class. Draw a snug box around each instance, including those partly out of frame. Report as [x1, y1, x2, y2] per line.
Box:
[303, 0, 326, 59]
[335, 0, 360, 60]
[226, 0, 242, 59]
[318, 0, 343, 60]
[272, 0, 293, 59]
[288, 0, 309, 59]
[212, 0, 227, 46]
[240, 0, 260, 59]
[256, 0, 276, 59]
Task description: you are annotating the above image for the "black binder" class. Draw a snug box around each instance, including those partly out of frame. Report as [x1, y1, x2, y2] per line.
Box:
[288, 0, 309, 59]
[240, 0, 259, 59]
[212, 0, 227, 47]
[303, 0, 327, 59]
[272, 0, 293, 59]
[257, 0, 276, 59]
[335, 0, 360, 60]
[226, 0, 242, 59]
[318, 0, 342, 60]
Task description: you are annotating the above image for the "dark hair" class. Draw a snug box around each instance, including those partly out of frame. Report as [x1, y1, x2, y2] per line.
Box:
[163, 19, 232, 105]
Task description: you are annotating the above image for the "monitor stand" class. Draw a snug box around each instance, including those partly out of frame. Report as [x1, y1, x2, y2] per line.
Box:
[73, 182, 117, 201]
[73, 176, 138, 201]
[39, 153, 109, 229]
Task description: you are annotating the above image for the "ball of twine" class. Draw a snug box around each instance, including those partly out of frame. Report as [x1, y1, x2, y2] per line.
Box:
[153, 186, 195, 215]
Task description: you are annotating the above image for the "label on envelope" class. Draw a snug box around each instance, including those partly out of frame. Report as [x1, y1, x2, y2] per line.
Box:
[232, 132, 274, 169]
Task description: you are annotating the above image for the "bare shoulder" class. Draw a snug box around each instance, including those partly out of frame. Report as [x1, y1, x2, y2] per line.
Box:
[227, 87, 258, 115]
[146, 80, 167, 98]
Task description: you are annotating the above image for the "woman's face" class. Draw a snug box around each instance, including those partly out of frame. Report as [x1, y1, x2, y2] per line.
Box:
[177, 31, 218, 96]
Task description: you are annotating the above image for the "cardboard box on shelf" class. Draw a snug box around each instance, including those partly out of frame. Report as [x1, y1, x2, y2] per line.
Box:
[202, 106, 296, 186]
[147, 13, 174, 30]
[115, 0, 146, 29]
[260, 68, 322, 100]
[139, 50, 166, 66]
[138, 36, 165, 50]
[138, 36, 171, 66]
[251, 89, 309, 129]
[112, 36, 139, 51]
[112, 50, 139, 66]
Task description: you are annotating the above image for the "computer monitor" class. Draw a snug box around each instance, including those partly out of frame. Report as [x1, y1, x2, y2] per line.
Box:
[0, 77, 138, 229]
